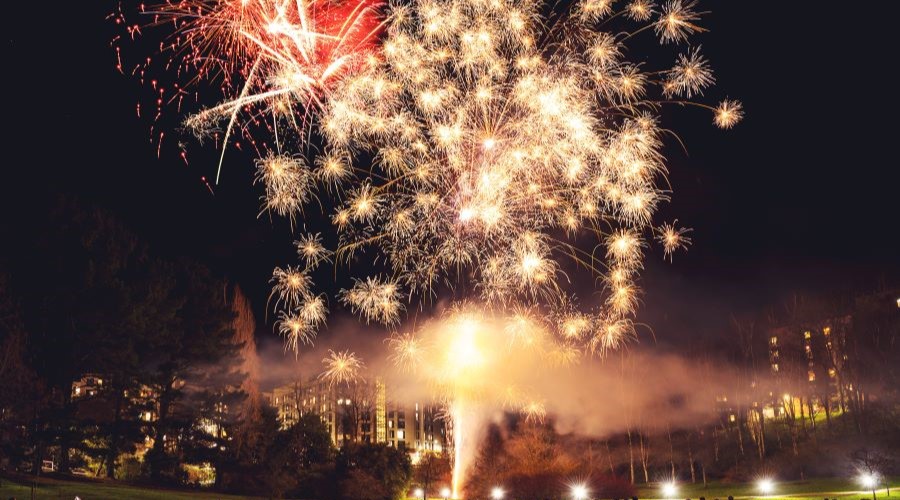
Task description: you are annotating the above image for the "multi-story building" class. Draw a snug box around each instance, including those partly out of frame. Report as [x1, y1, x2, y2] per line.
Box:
[263, 375, 448, 462]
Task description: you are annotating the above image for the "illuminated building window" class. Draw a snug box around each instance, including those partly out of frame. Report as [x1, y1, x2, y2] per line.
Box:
[772, 363, 779, 372]
[804, 331, 811, 339]
[729, 414, 736, 422]
[808, 371, 815, 382]
[823, 327, 831, 336]
[828, 368, 836, 378]
[770, 336, 778, 346]
[397, 430, 405, 440]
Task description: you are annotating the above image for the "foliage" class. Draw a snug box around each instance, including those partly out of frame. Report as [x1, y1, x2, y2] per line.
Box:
[336, 443, 412, 500]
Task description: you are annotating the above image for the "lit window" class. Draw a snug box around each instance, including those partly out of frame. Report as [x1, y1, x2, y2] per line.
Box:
[823, 327, 831, 336]
[808, 371, 816, 382]
[804, 331, 811, 339]
[729, 414, 736, 422]
[397, 430, 405, 440]
[770, 336, 778, 346]
[772, 363, 779, 372]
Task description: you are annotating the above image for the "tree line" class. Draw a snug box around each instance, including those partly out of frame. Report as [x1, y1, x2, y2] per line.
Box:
[0, 198, 415, 499]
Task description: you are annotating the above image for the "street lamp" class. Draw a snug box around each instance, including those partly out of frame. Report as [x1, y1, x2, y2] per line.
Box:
[859, 472, 879, 500]
[571, 483, 589, 500]
[757, 478, 775, 496]
[662, 481, 678, 499]
[441, 486, 452, 500]
[491, 486, 505, 499]
[413, 488, 424, 500]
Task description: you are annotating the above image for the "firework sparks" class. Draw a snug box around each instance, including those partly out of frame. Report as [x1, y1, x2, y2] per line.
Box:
[320, 349, 365, 387]
[656, 221, 692, 260]
[269, 265, 312, 310]
[340, 276, 405, 325]
[295, 233, 333, 269]
[276, 311, 315, 353]
[714, 99, 745, 129]
[122, 0, 741, 359]
[387, 332, 426, 372]
[117, 0, 385, 181]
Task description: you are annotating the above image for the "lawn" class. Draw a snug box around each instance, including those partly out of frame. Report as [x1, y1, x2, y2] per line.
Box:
[0, 476, 263, 500]
[3, 476, 899, 500]
[636, 478, 900, 500]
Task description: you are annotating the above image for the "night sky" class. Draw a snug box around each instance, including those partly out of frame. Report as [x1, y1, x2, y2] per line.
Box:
[3, 1, 898, 351]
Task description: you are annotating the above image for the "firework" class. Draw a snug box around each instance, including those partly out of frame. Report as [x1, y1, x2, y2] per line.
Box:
[116, 0, 385, 181]
[656, 221, 692, 260]
[276, 311, 316, 353]
[307, 0, 739, 354]
[340, 276, 405, 325]
[391, 307, 585, 498]
[320, 349, 365, 387]
[387, 332, 426, 372]
[122, 0, 741, 359]
[714, 99, 745, 129]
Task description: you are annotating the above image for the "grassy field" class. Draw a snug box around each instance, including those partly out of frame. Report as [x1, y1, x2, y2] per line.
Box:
[635, 478, 900, 500]
[2, 476, 898, 500]
[0, 476, 262, 500]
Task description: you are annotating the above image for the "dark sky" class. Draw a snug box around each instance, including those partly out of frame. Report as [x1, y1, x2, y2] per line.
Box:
[3, 1, 898, 349]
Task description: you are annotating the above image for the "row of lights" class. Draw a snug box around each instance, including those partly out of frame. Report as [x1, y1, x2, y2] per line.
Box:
[415, 472, 885, 499]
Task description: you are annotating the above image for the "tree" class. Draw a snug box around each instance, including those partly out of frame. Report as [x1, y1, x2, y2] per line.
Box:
[413, 453, 451, 498]
[0, 271, 40, 474]
[144, 259, 238, 483]
[336, 443, 412, 500]
[11, 199, 175, 476]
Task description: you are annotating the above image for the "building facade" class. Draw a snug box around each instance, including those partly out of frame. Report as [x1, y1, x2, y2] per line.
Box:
[263, 375, 448, 461]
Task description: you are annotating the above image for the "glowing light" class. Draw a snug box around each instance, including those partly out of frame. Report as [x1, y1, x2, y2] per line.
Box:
[491, 486, 505, 499]
[441, 486, 452, 499]
[662, 481, 678, 498]
[571, 483, 590, 500]
[413, 488, 424, 498]
[758, 478, 775, 495]
[859, 473, 878, 490]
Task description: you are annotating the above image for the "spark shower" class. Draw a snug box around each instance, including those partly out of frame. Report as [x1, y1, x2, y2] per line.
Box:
[116, 0, 741, 495]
